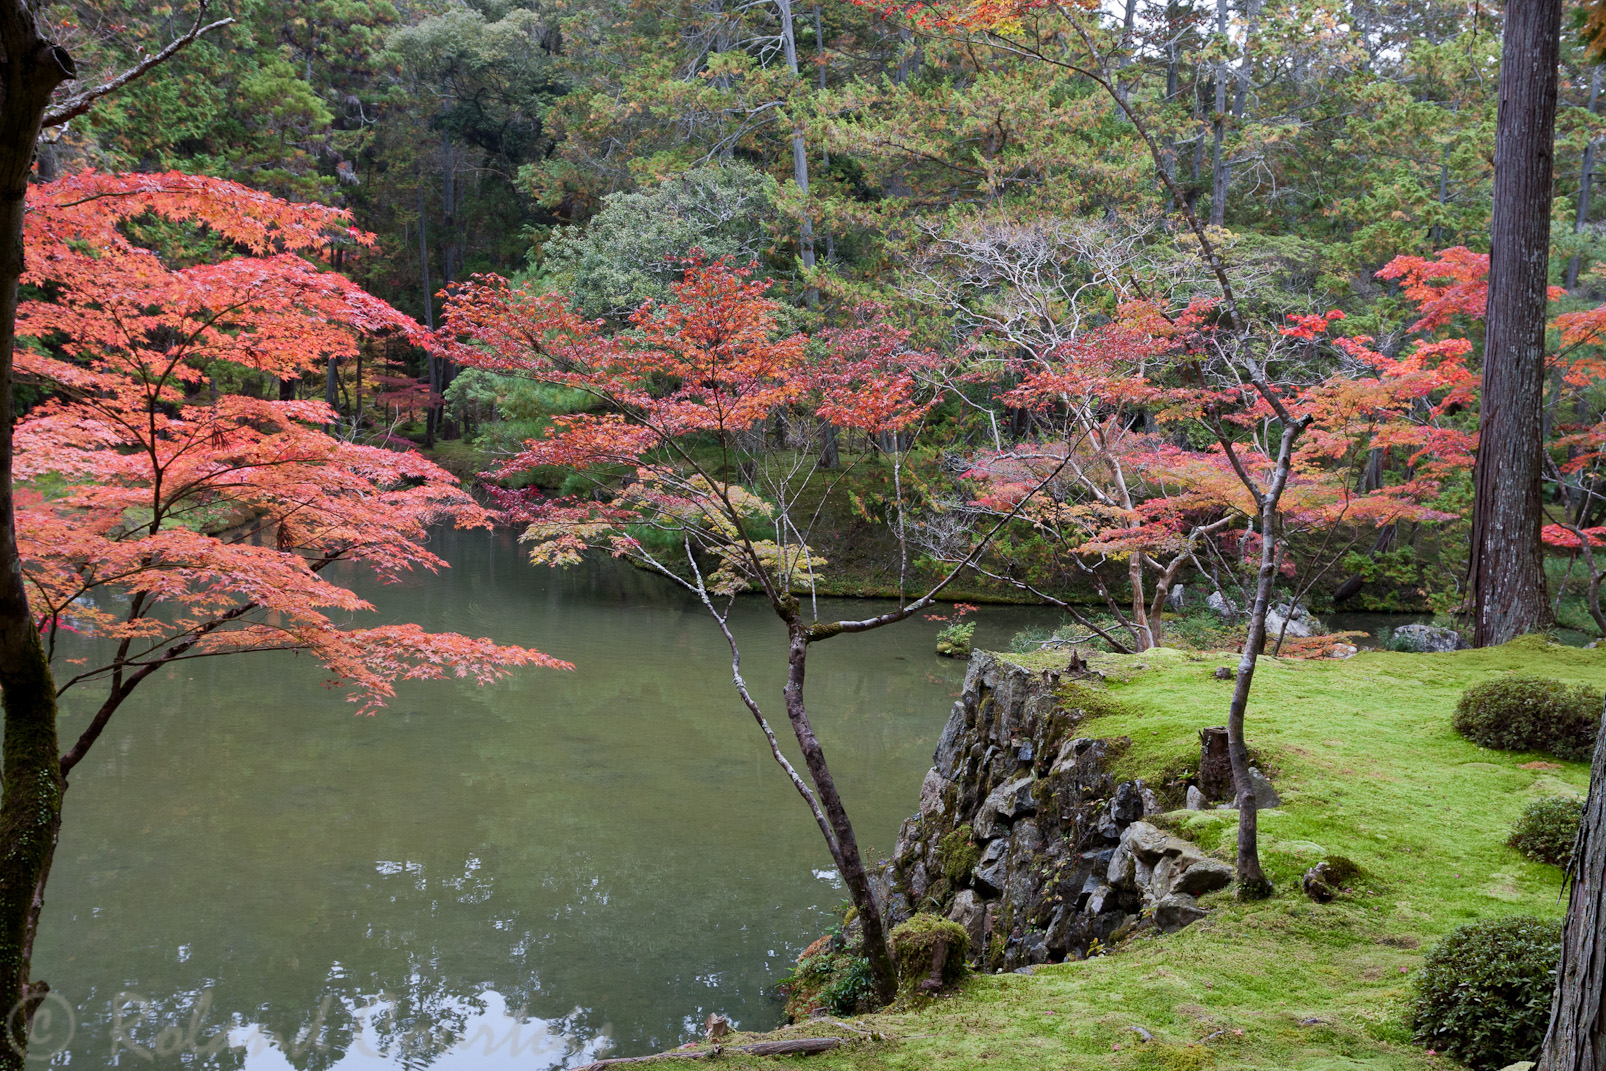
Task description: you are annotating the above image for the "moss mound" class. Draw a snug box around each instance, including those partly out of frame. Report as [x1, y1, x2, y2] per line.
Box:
[890, 913, 969, 995]
[1453, 675, 1601, 760]
[935, 824, 979, 884]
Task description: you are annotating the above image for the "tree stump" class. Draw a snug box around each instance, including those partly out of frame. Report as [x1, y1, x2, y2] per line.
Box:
[1199, 727, 1233, 802]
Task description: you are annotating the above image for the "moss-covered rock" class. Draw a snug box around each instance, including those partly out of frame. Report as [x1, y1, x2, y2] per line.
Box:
[890, 913, 969, 995]
[935, 824, 979, 883]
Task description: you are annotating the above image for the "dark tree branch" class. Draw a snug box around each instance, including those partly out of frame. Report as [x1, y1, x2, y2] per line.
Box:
[42, 4, 234, 129]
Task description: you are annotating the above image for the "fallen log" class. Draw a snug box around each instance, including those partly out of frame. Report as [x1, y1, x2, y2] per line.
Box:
[574, 1037, 844, 1069]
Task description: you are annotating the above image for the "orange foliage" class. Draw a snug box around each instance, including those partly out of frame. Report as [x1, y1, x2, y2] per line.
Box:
[442, 258, 942, 589]
[16, 172, 564, 714]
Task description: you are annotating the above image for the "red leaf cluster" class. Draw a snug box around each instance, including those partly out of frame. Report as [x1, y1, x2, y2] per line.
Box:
[17, 172, 565, 713]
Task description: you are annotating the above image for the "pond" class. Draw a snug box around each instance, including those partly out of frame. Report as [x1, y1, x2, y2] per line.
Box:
[39, 526, 1066, 1069]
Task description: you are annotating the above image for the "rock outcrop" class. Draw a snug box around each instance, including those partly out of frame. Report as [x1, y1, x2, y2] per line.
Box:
[880, 651, 1235, 972]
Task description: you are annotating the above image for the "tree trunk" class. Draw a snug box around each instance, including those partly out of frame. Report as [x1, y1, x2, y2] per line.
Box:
[417, 181, 437, 448]
[784, 623, 897, 1004]
[775, 0, 817, 305]
[0, 9, 75, 1065]
[1208, 0, 1229, 226]
[1224, 491, 1277, 899]
[1218, 416, 1307, 899]
[1471, 0, 1561, 647]
[1198, 727, 1233, 801]
[1568, 66, 1601, 292]
[1538, 698, 1606, 1071]
[820, 420, 839, 469]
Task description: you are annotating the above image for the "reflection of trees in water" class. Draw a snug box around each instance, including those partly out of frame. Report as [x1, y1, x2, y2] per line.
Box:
[39, 539, 1061, 1068]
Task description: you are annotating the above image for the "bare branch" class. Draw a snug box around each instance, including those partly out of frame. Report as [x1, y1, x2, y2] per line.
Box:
[42, 4, 235, 129]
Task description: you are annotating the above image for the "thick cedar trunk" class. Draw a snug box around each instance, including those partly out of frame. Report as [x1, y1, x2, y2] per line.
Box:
[1471, 0, 1561, 646]
[0, 10, 73, 1065]
[1539, 698, 1606, 1071]
[783, 623, 897, 1004]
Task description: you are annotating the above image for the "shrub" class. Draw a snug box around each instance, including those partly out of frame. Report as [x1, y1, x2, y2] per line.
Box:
[1453, 675, 1602, 760]
[1411, 915, 1562, 1071]
[889, 913, 969, 995]
[816, 955, 874, 1015]
[936, 622, 975, 658]
[1509, 795, 1585, 867]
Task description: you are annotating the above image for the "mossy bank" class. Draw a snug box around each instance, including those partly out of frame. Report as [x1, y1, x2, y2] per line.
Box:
[683, 636, 1602, 1070]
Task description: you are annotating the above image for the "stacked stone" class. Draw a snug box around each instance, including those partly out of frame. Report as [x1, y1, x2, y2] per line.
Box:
[879, 652, 1234, 973]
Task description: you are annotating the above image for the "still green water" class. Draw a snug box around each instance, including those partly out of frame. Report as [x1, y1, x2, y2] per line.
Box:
[37, 527, 1061, 1069]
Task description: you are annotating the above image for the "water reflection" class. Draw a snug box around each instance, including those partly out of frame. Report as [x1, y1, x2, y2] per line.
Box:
[40, 527, 1063, 1068]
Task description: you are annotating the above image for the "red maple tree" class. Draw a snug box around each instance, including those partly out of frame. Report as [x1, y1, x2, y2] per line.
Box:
[442, 255, 1053, 1004]
[15, 170, 566, 780]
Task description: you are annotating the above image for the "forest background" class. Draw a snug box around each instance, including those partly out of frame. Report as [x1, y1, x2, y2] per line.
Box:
[38, 0, 1606, 628]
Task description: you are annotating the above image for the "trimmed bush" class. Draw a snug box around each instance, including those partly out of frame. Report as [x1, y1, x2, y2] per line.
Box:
[890, 913, 969, 995]
[1411, 915, 1562, 1071]
[1509, 795, 1585, 867]
[1453, 675, 1602, 760]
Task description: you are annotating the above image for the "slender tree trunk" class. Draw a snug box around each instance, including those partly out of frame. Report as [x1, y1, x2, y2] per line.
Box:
[784, 621, 897, 1003]
[1162, 4, 1180, 208]
[1223, 521, 1274, 898]
[776, 0, 817, 305]
[0, 10, 74, 1065]
[1568, 66, 1601, 292]
[1220, 416, 1306, 899]
[417, 181, 438, 448]
[438, 136, 459, 419]
[1470, 0, 1562, 646]
[325, 357, 339, 415]
[1539, 697, 1606, 1071]
[440, 134, 457, 288]
[1208, 0, 1229, 226]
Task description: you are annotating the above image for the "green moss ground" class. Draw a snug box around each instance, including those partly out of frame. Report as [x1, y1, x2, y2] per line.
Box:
[698, 636, 1601, 1070]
